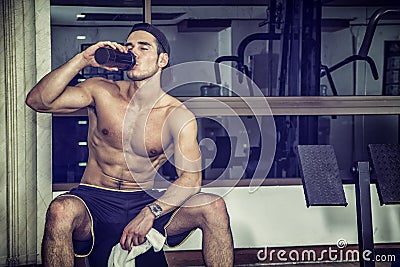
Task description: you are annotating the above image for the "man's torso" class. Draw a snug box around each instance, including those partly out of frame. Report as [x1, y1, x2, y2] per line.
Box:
[80, 78, 180, 190]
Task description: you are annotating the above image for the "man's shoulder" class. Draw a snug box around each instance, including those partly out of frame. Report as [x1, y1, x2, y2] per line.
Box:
[164, 98, 196, 134]
[80, 77, 125, 94]
[164, 95, 193, 118]
[83, 77, 118, 87]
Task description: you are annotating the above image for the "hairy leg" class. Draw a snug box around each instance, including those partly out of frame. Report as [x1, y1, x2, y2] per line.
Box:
[165, 193, 234, 267]
[42, 195, 91, 267]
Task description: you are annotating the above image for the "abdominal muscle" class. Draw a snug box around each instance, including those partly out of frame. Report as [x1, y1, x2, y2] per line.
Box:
[80, 95, 173, 191]
[80, 134, 166, 191]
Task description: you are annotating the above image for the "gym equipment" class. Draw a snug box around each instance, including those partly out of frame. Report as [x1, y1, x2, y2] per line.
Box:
[368, 144, 400, 204]
[297, 144, 400, 267]
[320, 7, 400, 95]
[296, 145, 347, 207]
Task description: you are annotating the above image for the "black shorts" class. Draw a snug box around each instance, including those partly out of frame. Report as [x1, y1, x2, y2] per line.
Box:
[60, 184, 193, 267]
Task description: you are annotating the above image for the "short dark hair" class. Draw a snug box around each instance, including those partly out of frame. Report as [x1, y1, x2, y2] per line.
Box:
[129, 23, 170, 56]
[155, 40, 166, 55]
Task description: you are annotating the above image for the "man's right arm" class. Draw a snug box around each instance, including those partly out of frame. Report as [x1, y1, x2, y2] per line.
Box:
[26, 41, 126, 113]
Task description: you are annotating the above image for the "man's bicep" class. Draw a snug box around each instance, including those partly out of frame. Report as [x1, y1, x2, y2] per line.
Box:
[171, 113, 202, 175]
[43, 81, 94, 113]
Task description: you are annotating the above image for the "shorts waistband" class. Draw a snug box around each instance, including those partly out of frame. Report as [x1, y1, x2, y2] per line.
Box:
[78, 183, 165, 194]
[79, 183, 144, 193]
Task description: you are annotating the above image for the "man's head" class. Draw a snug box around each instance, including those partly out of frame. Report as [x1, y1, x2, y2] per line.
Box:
[129, 23, 170, 56]
[125, 23, 170, 81]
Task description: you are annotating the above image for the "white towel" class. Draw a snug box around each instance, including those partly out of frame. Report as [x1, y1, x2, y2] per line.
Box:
[107, 228, 166, 267]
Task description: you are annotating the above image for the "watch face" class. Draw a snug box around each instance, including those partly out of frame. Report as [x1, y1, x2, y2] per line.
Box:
[149, 203, 163, 218]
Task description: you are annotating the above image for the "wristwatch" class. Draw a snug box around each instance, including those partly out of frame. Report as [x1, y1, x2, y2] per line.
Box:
[147, 203, 163, 219]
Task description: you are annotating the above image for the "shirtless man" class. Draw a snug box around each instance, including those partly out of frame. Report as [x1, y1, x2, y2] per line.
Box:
[26, 23, 233, 267]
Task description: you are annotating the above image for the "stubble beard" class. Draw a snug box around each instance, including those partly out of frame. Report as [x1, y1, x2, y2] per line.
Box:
[127, 64, 159, 82]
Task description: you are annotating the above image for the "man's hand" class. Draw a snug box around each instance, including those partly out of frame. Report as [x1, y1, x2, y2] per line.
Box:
[120, 207, 156, 250]
[81, 41, 128, 72]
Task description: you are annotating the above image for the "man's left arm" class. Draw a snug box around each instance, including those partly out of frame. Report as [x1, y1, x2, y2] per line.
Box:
[153, 107, 202, 213]
[120, 107, 202, 249]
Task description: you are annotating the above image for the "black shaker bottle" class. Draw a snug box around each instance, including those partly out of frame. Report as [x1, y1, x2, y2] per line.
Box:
[94, 47, 136, 70]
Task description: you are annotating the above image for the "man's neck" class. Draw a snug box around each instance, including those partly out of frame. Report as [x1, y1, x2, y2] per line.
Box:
[128, 76, 165, 110]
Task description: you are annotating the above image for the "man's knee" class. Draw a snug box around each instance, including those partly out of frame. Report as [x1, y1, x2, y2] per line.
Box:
[196, 194, 230, 227]
[46, 196, 86, 230]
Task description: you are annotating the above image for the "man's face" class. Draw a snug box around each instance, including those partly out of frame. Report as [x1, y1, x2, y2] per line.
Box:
[124, 30, 164, 81]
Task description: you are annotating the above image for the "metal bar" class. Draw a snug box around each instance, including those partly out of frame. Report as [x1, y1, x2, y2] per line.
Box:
[268, 0, 277, 96]
[321, 65, 338, 96]
[53, 96, 400, 116]
[278, 0, 293, 96]
[236, 32, 281, 69]
[354, 161, 375, 267]
[320, 55, 379, 80]
[214, 56, 239, 85]
[183, 96, 400, 116]
[299, 0, 321, 145]
[143, 0, 151, 23]
[358, 7, 400, 57]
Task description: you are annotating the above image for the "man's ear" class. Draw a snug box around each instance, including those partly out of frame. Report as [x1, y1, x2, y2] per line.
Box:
[158, 53, 169, 68]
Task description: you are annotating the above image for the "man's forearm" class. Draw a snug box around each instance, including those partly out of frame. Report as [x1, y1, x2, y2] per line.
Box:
[153, 172, 201, 216]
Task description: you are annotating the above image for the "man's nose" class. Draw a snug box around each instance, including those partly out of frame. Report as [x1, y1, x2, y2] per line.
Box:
[130, 47, 139, 57]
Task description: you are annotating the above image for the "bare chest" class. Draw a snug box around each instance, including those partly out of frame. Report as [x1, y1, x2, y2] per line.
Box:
[124, 107, 172, 158]
[91, 103, 172, 158]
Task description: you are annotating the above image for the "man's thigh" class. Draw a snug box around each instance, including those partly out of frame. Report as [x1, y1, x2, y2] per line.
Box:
[165, 192, 222, 237]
